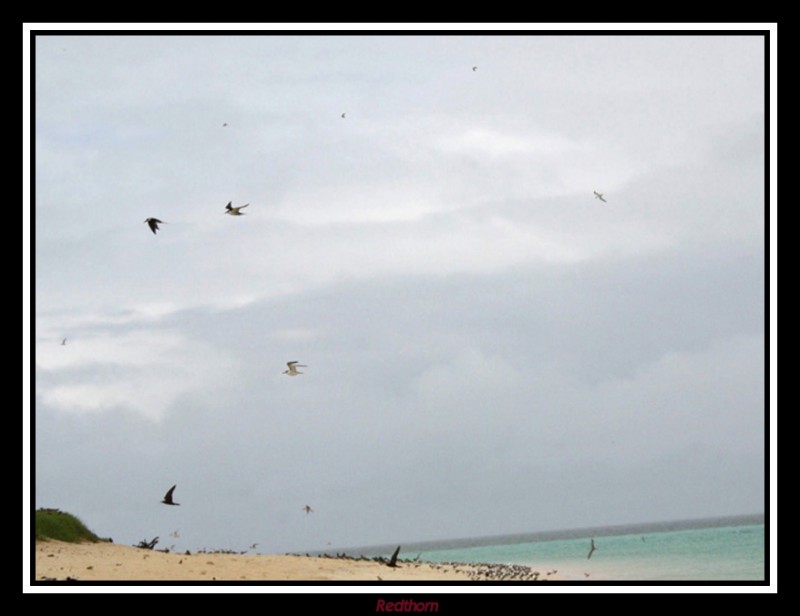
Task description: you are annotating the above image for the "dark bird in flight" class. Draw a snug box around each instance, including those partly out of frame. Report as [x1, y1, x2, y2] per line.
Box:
[284, 361, 308, 377]
[303, 505, 313, 514]
[341, 113, 346, 119]
[472, 66, 478, 71]
[250, 543, 259, 550]
[162, 485, 180, 506]
[222, 123, 228, 127]
[593, 191, 607, 203]
[144, 218, 164, 234]
[61, 338, 67, 346]
[587, 538, 597, 559]
[386, 545, 401, 568]
[225, 202, 249, 216]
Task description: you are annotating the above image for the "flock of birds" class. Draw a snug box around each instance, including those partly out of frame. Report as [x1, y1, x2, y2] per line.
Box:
[60, 66, 611, 571]
[70, 197, 319, 540]
[142, 185, 606, 563]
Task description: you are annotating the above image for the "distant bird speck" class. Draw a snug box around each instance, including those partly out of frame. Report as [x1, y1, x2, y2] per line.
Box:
[144, 218, 164, 234]
[341, 113, 346, 119]
[225, 202, 249, 216]
[587, 538, 597, 559]
[284, 361, 308, 377]
[61, 338, 67, 346]
[593, 191, 607, 203]
[303, 505, 313, 514]
[162, 485, 180, 506]
[472, 66, 478, 71]
[222, 123, 228, 127]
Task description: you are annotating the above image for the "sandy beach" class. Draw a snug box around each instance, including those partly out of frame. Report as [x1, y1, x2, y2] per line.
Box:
[35, 540, 557, 582]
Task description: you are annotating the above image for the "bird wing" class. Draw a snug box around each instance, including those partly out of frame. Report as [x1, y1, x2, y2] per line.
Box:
[239, 203, 250, 209]
[225, 202, 233, 211]
[164, 485, 176, 501]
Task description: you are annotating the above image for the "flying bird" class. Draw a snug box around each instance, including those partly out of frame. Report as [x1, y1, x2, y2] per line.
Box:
[593, 191, 607, 203]
[303, 505, 313, 514]
[225, 202, 249, 216]
[222, 122, 228, 127]
[169, 530, 180, 538]
[341, 112, 346, 119]
[144, 218, 164, 234]
[587, 538, 597, 559]
[61, 338, 67, 346]
[162, 485, 180, 506]
[284, 361, 308, 376]
[386, 545, 401, 568]
[472, 66, 478, 71]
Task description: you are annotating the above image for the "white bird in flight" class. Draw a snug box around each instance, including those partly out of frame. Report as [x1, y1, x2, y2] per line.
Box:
[593, 191, 607, 203]
[283, 361, 307, 376]
[225, 202, 250, 216]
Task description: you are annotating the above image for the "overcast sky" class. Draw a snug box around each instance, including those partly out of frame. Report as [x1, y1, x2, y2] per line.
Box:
[29, 31, 768, 556]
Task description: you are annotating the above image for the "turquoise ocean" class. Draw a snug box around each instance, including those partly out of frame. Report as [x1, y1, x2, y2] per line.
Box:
[340, 514, 765, 582]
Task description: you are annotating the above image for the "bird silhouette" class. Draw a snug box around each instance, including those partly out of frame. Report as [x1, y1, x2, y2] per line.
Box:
[225, 202, 249, 216]
[284, 361, 308, 376]
[144, 218, 164, 234]
[162, 485, 180, 506]
[593, 191, 607, 203]
[341, 112, 346, 119]
[303, 505, 313, 514]
[472, 66, 478, 71]
[587, 538, 597, 559]
[61, 338, 67, 346]
[386, 545, 401, 568]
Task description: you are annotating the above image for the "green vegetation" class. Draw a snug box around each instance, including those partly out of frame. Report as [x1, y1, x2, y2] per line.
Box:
[35, 508, 101, 543]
